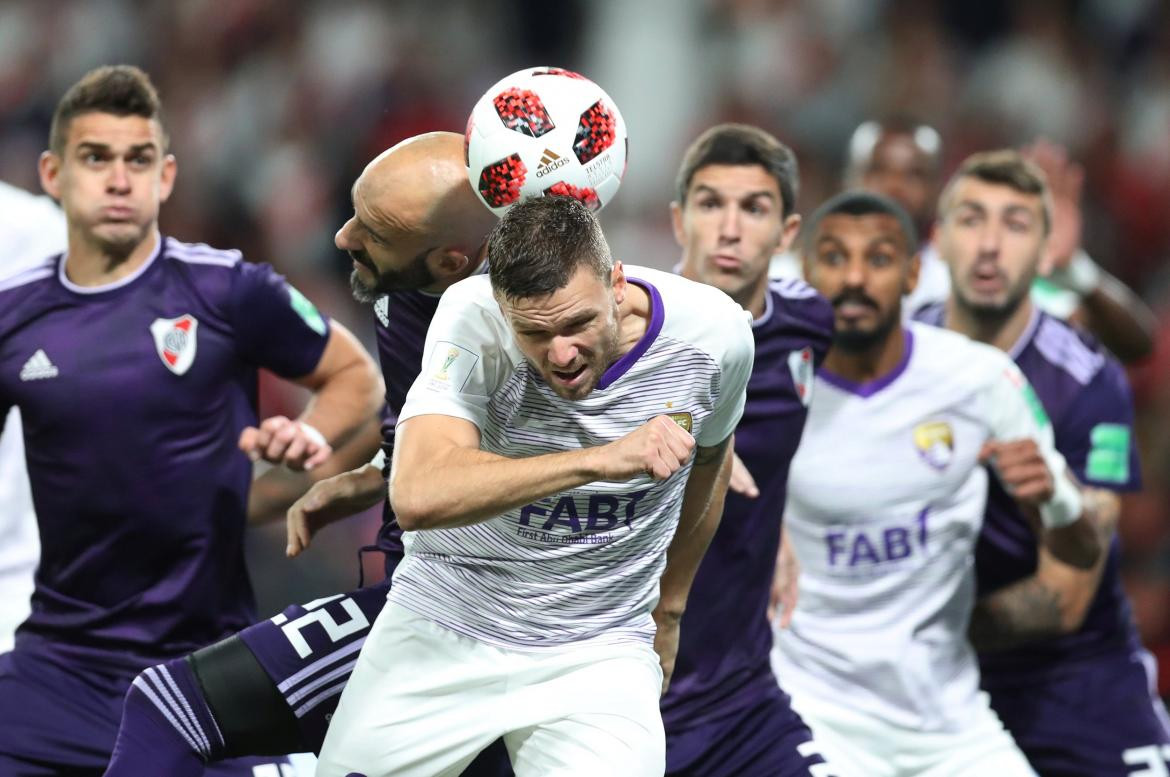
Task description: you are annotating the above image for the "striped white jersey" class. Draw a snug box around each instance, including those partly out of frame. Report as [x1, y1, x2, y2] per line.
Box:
[391, 265, 754, 650]
[772, 322, 1074, 732]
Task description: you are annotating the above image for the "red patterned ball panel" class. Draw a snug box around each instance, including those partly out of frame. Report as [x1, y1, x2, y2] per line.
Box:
[543, 181, 601, 211]
[493, 88, 556, 138]
[573, 100, 617, 164]
[478, 154, 527, 207]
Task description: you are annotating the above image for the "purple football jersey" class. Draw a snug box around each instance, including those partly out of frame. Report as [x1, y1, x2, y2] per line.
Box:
[370, 289, 442, 563]
[661, 278, 833, 732]
[917, 304, 1143, 678]
[0, 235, 330, 666]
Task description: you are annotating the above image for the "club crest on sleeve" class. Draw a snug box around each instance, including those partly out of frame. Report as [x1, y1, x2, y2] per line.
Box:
[788, 346, 814, 407]
[913, 420, 954, 471]
[374, 296, 390, 327]
[150, 314, 198, 375]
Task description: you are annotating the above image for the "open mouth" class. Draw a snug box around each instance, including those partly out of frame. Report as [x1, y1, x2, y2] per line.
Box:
[550, 364, 587, 386]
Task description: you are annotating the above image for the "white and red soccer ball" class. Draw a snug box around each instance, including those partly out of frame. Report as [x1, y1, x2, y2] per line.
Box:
[465, 66, 628, 217]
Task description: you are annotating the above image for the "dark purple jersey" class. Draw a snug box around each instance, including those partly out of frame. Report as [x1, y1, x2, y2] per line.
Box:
[917, 304, 1143, 679]
[370, 289, 442, 562]
[0, 236, 330, 666]
[661, 278, 833, 732]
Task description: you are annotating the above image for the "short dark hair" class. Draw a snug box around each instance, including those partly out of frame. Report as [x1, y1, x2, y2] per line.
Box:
[487, 196, 612, 302]
[846, 116, 942, 178]
[675, 124, 799, 217]
[802, 190, 918, 254]
[50, 65, 166, 155]
[939, 150, 1051, 234]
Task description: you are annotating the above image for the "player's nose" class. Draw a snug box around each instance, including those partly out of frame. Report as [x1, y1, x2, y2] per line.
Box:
[718, 205, 741, 240]
[547, 337, 578, 367]
[335, 218, 358, 250]
[106, 159, 131, 193]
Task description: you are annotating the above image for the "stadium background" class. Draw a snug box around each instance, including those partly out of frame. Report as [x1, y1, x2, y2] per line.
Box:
[1, 0, 1168, 696]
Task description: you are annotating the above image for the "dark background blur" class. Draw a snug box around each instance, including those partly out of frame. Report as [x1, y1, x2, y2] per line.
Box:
[2, 0, 1168, 690]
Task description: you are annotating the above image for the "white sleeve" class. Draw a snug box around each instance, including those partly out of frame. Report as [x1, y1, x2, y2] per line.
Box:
[696, 309, 754, 447]
[982, 358, 1082, 528]
[398, 288, 512, 431]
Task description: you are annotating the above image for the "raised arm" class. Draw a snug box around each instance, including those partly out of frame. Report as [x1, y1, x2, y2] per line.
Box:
[390, 412, 696, 531]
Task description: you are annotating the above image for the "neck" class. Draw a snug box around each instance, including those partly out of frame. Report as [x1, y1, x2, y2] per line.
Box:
[616, 280, 651, 356]
[823, 325, 907, 385]
[944, 294, 1033, 353]
[64, 227, 158, 288]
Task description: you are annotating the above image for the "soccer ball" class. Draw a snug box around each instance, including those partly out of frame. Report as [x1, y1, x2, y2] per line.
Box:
[465, 66, 627, 217]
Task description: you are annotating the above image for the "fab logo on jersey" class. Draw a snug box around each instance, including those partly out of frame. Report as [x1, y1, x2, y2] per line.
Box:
[150, 314, 198, 375]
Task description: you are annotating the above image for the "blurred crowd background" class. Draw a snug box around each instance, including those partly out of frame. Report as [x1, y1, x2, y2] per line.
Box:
[2, 0, 1168, 690]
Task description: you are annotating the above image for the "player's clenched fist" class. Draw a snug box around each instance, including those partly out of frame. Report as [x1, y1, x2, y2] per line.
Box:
[979, 438, 1054, 505]
[239, 415, 332, 471]
[600, 415, 696, 481]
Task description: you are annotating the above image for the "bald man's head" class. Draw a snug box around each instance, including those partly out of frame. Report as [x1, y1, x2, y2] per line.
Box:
[845, 119, 943, 233]
[337, 131, 498, 300]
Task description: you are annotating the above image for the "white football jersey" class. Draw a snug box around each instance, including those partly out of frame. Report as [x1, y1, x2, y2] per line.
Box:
[772, 321, 1072, 732]
[0, 181, 65, 651]
[392, 265, 754, 650]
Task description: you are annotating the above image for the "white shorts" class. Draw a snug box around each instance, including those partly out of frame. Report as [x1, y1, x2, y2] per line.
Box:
[315, 602, 665, 777]
[789, 689, 1037, 777]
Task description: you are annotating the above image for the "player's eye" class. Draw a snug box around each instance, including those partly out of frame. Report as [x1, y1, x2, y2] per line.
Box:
[869, 252, 893, 267]
[696, 198, 720, 211]
[819, 250, 844, 265]
[1005, 219, 1031, 233]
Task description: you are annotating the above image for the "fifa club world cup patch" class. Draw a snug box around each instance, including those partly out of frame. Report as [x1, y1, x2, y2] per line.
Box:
[913, 420, 954, 471]
[788, 346, 814, 406]
[150, 314, 198, 375]
[288, 286, 327, 336]
[425, 341, 479, 392]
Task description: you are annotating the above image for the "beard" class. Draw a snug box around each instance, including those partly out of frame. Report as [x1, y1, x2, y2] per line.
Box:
[830, 289, 901, 353]
[538, 317, 622, 401]
[349, 247, 436, 304]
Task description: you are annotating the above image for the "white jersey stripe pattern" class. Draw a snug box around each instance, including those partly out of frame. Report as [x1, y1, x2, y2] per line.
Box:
[392, 266, 753, 651]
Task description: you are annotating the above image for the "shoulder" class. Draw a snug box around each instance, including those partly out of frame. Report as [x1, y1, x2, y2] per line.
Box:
[631, 265, 748, 329]
[766, 278, 834, 342]
[1027, 311, 1108, 387]
[908, 321, 1016, 384]
[161, 237, 243, 272]
[910, 301, 946, 327]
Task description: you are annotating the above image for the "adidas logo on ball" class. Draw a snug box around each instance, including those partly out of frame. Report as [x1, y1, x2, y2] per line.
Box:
[535, 148, 570, 177]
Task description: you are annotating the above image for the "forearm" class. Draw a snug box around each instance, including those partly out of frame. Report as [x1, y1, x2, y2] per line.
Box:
[655, 441, 733, 619]
[298, 362, 383, 446]
[1078, 273, 1156, 363]
[971, 490, 1114, 651]
[248, 415, 383, 524]
[391, 443, 608, 531]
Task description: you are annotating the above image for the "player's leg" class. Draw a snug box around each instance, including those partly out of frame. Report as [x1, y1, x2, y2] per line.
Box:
[106, 582, 390, 776]
[503, 644, 664, 777]
[665, 687, 836, 777]
[989, 650, 1170, 777]
[316, 602, 509, 777]
[910, 692, 1036, 777]
[783, 692, 900, 777]
[0, 646, 122, 775]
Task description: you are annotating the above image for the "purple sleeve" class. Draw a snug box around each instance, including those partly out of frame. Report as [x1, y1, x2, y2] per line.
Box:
[1054, 358, 1142, 492]
[230, 262, 331, 378]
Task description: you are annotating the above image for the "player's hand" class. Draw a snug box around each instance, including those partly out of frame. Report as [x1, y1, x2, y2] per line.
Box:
[1021, 138, 1084, 276]
[729, 451, 759, 498]
[286, 464, 386, 557]
[767, 530, 799, 628]
[980, 439, 1054, 506]
[239, 415, 332, 472]
[599, 415, 695, 481]
[652, 610, 681, 696]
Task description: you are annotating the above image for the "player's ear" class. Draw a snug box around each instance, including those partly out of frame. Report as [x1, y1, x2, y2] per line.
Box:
[778, 213, 802, 254]
[430, 248, 471, 281]
[610, 261, 626, 304]
[904, 250, 921, 296]
[158, 154, 177, 204]
[39, 151, 62, 201]
[669, 201, 685, 247]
